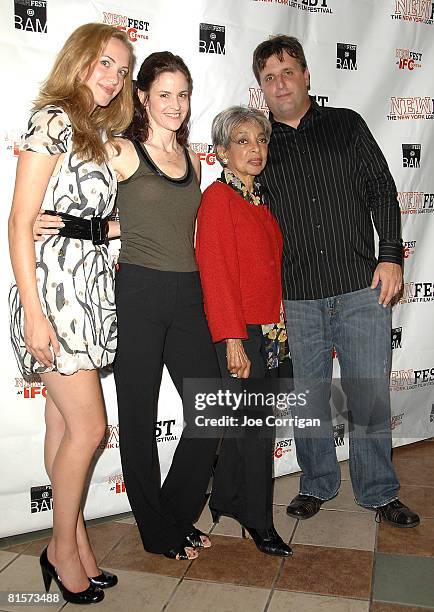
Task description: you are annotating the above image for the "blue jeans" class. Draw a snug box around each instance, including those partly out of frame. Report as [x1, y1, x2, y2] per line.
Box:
[284, 286, 399, 507]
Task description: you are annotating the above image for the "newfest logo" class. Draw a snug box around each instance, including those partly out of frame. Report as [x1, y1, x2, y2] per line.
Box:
[391, 0, 434, 24]
[396, 48, 423, 70]
[108, 473, 125, 494]
[391, 413, 404, 430]
[190, 143, 217, 165]
[388, 97, 434, 120]
[399, 282, 434, 304]
[391, 326, 402, 349]
[252, 0, 332, 14]
[155, 419, 178, 443]
[30, 485, 52, 513]
[403, 240, 417, 259]
[247, 90, 328, 117]
[274, 438, 292, 459]
[99, 425, 119, 450]
[391, 367, 434, 390]
[199, 23, 225, 55]
[430, 404, 434, 423]
[402, 144, 421, 168]
[398, 192, 434, 215]
[14, 0, 47, 33]
[15, 377, 46, 399]
[333, 423, 345, 447]
[102, 12, 150, 42]
[336, 44, 357, 70]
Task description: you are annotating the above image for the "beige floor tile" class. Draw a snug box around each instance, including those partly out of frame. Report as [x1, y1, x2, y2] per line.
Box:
[322, 481, 369, 513]
[0, 551, 17, 571]
[63, 568, 178, 611]
[273, 505, 298, 543]
[273, 474, 300, 505]
[340, 461, 350, 481]
[165, 579, 270, 612]
[210, 514, 243, 538]
[292, 509, 376, 550]
[195, 502, 214, 535]
[0, 554, 64, 612]
[113, 514, 136, 525]
[268, 590, 369, 611]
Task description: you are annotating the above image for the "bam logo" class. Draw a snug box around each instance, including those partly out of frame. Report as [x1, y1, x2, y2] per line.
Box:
[398, 192, 434, 215]
[108, 474, 126, 494]
[336, 44, 357, 70]
[102, 12, 150, 42]
[391, 327, 402, 349]
[388, 97, 434, 120]
[333, 423, 345, 447]
[391, 0, 434, 24]
[396, 48, 423, 70]
[15, 0, 47, 33]
[199, 23, 225, 55]
[402, 144, 421, 168]
[30, 485, 52, 513]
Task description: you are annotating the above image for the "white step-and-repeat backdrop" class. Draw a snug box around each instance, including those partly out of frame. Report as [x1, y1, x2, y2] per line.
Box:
[1, 0, 433, 537]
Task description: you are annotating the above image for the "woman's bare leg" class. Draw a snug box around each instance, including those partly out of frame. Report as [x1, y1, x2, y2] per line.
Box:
[44, 393, 101, 578]
[40, 369, 106, 592]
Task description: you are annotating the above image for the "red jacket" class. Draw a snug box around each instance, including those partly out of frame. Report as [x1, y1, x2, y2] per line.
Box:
[196, 181, 283, 343]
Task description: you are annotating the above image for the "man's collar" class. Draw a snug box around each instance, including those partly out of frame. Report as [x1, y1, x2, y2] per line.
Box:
[269, 96, 322, 129]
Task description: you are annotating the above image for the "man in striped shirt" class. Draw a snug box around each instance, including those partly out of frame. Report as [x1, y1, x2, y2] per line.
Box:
[253, 35, 419, 528]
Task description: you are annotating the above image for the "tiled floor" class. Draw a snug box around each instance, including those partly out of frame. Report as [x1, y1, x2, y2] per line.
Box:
[1, 439, 433, 611]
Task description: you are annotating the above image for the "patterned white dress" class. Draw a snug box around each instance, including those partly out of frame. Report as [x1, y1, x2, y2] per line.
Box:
[9, 105, 117, 376]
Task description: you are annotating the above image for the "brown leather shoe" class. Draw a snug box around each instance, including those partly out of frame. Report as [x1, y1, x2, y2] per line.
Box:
[286, 494, 324, 520]
[376, 499, 420, 528]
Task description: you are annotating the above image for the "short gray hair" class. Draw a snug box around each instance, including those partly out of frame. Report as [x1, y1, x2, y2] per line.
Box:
[211, 106, 272, 151]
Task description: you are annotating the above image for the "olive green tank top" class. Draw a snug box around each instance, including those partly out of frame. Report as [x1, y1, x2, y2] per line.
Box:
[117, 139, 201, 272]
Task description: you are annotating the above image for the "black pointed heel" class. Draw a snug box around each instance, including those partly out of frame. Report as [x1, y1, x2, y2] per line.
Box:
[40, 547, 105, 604]
[185, 527, 211, 549]
[163, 537, 198, 561]
[210, 508, 292, 557]
[88, 569, 118, 589]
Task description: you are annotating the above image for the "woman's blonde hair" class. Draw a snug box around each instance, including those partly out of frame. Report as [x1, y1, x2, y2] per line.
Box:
[35, 23, 135, 164]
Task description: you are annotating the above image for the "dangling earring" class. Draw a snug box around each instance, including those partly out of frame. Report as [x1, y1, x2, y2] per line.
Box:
[222, 158, 228, 165]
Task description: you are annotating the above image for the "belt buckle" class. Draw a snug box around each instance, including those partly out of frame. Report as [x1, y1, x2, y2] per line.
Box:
[91, 218, 103, 245]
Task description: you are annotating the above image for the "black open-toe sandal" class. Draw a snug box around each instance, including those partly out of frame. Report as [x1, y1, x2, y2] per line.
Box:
[186, 528, 211, 549]
[163, 537, 198, 560]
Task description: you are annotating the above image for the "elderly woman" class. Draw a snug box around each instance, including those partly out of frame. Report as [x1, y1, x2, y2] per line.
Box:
[195, 106, 291, 557]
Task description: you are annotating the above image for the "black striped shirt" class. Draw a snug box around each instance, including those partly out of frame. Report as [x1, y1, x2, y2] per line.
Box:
[260, 99, 402, 301]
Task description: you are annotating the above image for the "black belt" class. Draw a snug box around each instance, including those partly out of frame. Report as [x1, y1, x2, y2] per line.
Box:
[44, 210, 109, 245]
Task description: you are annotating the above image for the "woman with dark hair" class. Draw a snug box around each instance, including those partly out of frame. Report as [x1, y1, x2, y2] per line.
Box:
[9, 23, 134, 604]
[107, 52, 221, 561]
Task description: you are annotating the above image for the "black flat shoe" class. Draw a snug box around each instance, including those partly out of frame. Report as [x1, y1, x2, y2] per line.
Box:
[89, 570, 118, 589]
[163, 537, 198, 560]
[286, 494, 324, 520]
[186, 527, 211, 549]
[210, 508, 292, 557]
[375, 499, 420, 528]
[40, 547, 104, 604]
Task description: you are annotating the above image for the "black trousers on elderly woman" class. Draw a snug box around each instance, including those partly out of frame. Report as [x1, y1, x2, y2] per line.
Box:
[210, 324, 274, 529]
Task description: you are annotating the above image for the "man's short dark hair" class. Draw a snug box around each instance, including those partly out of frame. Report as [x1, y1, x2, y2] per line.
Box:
[252, 35, 308, 83]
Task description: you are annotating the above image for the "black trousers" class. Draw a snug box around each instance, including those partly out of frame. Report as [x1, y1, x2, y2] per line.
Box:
[113, 264, 220, 553]
[210, 325, 274, 529]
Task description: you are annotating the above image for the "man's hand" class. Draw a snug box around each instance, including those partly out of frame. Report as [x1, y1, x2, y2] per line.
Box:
[371, 262, 403, 306]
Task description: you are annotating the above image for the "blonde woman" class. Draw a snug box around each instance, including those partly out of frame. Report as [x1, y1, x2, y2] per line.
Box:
[8, 23, 134, 604]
